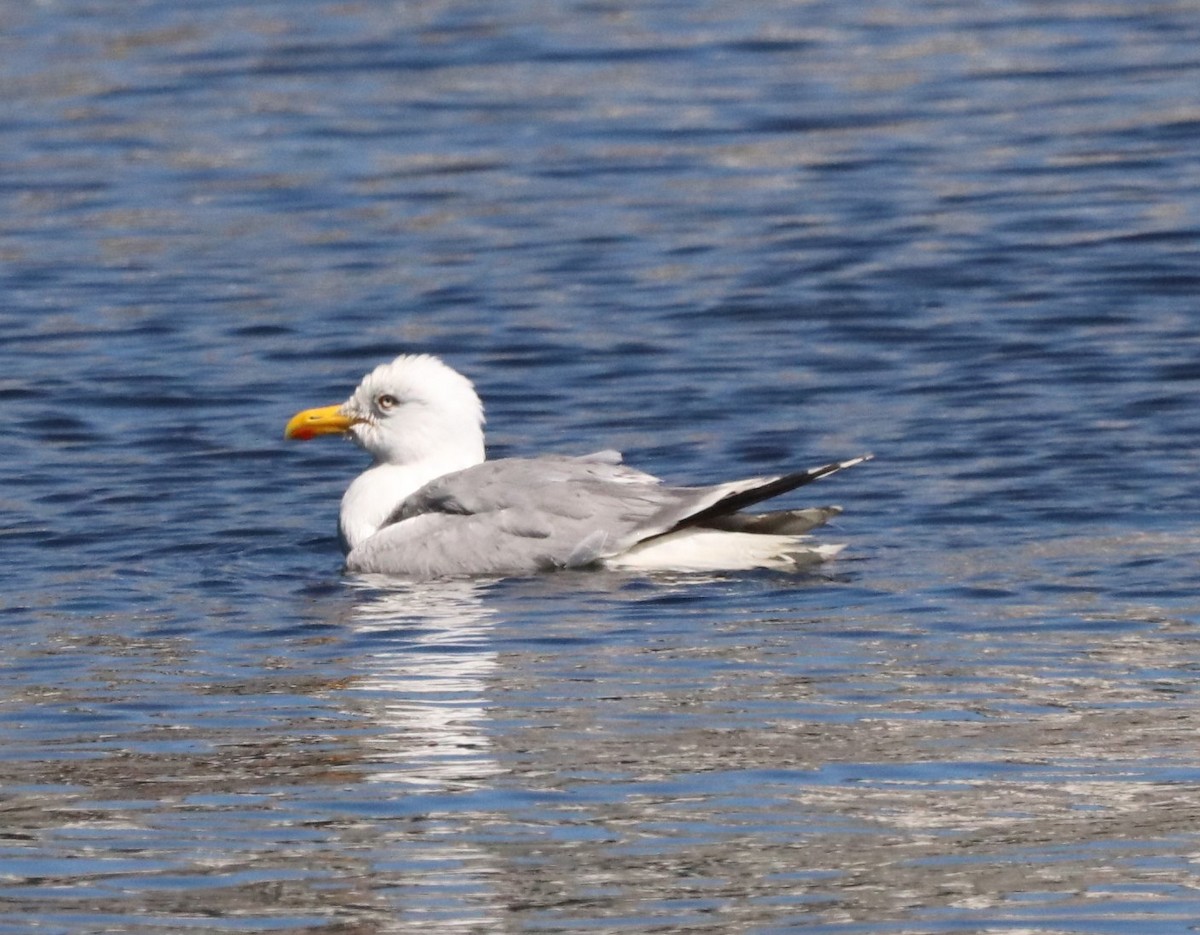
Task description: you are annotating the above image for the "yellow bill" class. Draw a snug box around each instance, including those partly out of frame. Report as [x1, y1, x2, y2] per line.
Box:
[284, 404, 358, 441]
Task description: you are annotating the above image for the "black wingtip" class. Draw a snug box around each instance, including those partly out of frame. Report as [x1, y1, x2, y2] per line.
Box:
[685, 453, 873, 528]
[801, 453, 874, 484]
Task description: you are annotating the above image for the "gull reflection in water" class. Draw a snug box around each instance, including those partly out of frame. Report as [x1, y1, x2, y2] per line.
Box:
[335, 576, 510, 930]
[343, 575, 504, 790]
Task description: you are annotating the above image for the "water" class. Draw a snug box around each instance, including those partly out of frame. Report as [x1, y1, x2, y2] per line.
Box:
[3, 1, 1200, 932]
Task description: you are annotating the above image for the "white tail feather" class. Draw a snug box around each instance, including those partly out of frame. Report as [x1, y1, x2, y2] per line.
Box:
[607, 528, 845, 572]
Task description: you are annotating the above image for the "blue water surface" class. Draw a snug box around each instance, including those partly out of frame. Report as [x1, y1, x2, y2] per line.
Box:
[2, 1, 1200, 932]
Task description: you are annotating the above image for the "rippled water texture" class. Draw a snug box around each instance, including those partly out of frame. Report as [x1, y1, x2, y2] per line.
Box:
[3, 2, 1200, 933]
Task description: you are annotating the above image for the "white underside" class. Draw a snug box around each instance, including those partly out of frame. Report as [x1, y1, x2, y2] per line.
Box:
[605, 528, 845, 572]
[340, 457, 478, 553]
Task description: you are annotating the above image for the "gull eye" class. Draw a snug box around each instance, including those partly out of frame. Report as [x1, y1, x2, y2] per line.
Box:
[376, 393, 399, 411]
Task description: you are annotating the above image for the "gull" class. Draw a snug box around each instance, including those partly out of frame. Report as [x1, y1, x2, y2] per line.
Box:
[285, 354, 871, 579]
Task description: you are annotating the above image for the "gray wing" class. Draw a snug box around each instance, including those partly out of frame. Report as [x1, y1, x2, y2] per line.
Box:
[347, 453, 682, 577]
[345, 452, 870, 579]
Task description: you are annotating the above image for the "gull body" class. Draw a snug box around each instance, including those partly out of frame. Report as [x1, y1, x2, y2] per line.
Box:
[285, 354, 871, 579]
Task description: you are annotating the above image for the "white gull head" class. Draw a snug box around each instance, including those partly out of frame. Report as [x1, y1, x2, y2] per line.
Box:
[285, 354, 486, 552]
[342, 354, 484, 467]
